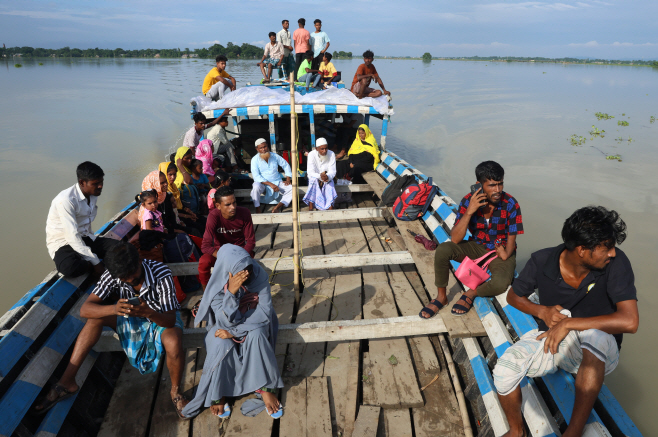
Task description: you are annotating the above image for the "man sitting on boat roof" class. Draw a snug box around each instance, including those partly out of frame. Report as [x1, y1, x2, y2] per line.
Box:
[420, 161, 523, 318]
[34, 242, 190, 418]
[351, 49, 390, 99]
[493, 206, 638, 437]
[250, 139, 293, 214]
[46, 161, 119, 279]
[258, 32, 284, 83]
[183, 112, 206, 152]
[199, 186, 256, 290]
[202, 54, 236, 101]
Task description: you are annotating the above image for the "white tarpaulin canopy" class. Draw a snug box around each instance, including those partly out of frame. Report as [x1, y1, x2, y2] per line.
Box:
[191, 86, 393, 116]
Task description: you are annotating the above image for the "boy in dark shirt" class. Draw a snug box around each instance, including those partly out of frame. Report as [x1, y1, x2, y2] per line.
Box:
[493, 206, 639, 437]
[198, 187, 255, 288]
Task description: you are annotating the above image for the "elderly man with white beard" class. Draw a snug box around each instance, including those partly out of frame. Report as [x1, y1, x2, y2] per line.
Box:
[250, 139, 293, 214]
[303, 138, 337, 211]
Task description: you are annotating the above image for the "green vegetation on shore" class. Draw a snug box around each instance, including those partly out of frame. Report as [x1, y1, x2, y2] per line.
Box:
[374, 55, 658, 66]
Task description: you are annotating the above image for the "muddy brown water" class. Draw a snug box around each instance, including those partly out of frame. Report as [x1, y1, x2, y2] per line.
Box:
[1, 57, 656, 433]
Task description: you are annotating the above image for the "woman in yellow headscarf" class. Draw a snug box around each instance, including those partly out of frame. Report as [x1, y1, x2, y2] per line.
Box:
[338, 124, 381, 182]
[159, 161, 183, 209]
[173, 146, 194, 188]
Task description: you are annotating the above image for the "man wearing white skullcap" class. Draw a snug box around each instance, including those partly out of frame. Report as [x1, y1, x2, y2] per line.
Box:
[303, 137, 337, 210]
[250, 139, 293, 213]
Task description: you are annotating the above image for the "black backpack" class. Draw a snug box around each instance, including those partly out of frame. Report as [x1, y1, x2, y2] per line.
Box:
[379, 175, 416, 207]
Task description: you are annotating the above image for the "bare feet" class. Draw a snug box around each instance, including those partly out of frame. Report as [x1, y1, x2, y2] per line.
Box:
[271, 203, 285, 214]
[261, 391, 281, 415]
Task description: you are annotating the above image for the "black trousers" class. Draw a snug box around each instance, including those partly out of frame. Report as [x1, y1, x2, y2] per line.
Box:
[53, 236, 119, 277]
[295, 53, 306, 81]
[312, 54, 323, 71]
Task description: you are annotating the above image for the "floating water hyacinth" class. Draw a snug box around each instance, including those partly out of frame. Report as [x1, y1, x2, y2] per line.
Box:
[606, 155, 622, 162]
[595, 112, 614, 120]
[618, 120, 629, 126]
[14, 64, 22, 68]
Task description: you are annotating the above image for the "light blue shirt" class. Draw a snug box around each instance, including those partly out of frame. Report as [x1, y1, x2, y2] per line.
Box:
[251, 152, 292, 184]
[310, 31, 330, 58]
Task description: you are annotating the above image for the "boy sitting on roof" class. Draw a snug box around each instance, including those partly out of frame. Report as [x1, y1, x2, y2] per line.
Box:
[250, 139, 293, 214]
[297, 51, 322, 91]
[34, 243, 189, 418]
[184, 112, 206, 152]
[203, 55, 236, 101]
[351, 49, 390, 99]
[493, 206, 638, 437]
[318, 52, 340, 87]
[258, 32, 284, 83]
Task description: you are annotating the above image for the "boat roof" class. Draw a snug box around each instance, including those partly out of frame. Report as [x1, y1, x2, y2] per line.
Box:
[202, 103, 381, 119]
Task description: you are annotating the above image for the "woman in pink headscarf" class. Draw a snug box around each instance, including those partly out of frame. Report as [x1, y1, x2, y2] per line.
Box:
[195, 139, 216, 183]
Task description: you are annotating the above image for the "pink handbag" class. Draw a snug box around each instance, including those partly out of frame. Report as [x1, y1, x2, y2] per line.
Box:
[455, 250, 498, 290]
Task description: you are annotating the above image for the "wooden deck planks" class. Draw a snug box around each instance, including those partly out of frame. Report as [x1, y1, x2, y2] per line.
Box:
[352, 406, 381, 437]
[97, 361, 161, 437]
[280, 377, 307, 437]
[378, 409, 414, 437]
[279, 377, 333, 437]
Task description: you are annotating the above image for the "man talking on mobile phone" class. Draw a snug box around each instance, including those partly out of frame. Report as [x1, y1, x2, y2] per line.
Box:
[419, 161, 523, 318]
[34, 242, 190, 419]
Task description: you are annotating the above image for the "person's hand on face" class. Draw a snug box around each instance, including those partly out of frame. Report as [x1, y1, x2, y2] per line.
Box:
[227, 269, 250, 294]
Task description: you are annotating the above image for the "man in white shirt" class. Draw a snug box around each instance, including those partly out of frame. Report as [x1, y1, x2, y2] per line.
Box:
[303, 138, 337, 210]
[276, 20, 295, 80]
[46, 162, 118, 278]
[250, 139, 293, 213]
[183, 113, 206, 153]
[258, 32, 284, 83]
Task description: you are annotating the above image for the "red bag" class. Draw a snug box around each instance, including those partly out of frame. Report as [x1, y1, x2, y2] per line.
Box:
[454, 250, 498, 290]
[392, 177, 438, 221]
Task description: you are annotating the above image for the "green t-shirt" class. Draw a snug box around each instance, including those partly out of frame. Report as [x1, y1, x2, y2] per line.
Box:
[297, 59, 312, 78]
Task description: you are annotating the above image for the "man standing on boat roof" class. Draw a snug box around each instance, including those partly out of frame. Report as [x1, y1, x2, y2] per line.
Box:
[34, 242, 190, 418]
[310, 19, 330, 71]
[493, 206, 638, 437]
[250, 139, 293, 214]
[45, 161, 119, 279]
[277, 19, 295, 80]
[351, 49, 391, 99]
[202, 54, 236, 101]
[292, 18, 311, 81]
[420, 161, 522, 318]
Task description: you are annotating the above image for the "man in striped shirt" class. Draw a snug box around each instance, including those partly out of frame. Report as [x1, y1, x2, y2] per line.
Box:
[34, 243, 189, 418]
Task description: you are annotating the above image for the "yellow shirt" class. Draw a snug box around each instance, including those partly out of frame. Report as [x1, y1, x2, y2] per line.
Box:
[202, 68, 231, 95]
[319, 61, 337, 78]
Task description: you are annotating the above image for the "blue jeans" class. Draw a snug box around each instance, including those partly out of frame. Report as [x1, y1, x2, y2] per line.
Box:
[298, 73, 321, 89]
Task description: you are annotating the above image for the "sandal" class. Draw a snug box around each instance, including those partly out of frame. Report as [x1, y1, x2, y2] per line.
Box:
[451, 294, 475, 317]
[33, 384, 79, 415]
[172, 395, 191, 420]
[419, 299, 445, 319]
[214, 403, 231, 418]
[191, 300, 201, 318]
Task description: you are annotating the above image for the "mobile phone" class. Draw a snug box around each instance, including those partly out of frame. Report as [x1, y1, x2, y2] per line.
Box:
[127, 297, 141, 306]
[470, 183, 486, 208]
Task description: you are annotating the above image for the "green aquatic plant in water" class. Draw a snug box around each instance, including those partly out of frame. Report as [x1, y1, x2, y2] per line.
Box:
[38, 63, 43, 66]
[651, 116, 656, 124]
[569, 135, 587, 146]
[595, 112, 614, 120]
[606, 155, 622, 162]
[14, 64, 22, 68]
[618, 120, 629, 126]
[589, 125, 605, 137]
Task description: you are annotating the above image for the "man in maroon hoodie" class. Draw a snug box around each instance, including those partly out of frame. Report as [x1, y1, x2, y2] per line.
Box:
[198, 186, 256, 288]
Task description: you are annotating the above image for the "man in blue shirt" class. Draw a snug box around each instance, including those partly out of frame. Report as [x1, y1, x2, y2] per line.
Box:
[310, 19, 330, 70]
[250, 139, 293, 213]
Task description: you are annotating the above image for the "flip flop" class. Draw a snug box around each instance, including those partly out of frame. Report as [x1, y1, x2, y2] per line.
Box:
[191, 300, 201, 318]
[215, 403, 231, 419]
[33, 384, 79, 415]
[419, 299, 445, 319]
[451, 294, 475, 317]
[268, 406, 284, 419]
[172, 395, 191, 420]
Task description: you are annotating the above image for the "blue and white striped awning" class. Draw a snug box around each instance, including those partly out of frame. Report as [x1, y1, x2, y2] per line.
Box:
[202, 104, 380, 119]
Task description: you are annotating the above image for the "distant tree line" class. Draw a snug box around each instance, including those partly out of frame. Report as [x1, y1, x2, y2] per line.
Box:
[435, 55, 658, 65]
[332, 51, 353, 58]
[0, 43, 264, 59]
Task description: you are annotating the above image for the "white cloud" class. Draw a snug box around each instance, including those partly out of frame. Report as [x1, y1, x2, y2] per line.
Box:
[251, 40, 266, 47]
[437, 42, 512, 49]
[569, 41, 656, 47]
[203, 40, 221, 46]
[478, 2, 578, 12]
[568, 40, 600, 47]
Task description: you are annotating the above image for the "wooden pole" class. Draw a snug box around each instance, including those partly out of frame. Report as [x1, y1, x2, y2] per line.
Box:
[290, 73, 301, 306]
[438, 334, 474, 437]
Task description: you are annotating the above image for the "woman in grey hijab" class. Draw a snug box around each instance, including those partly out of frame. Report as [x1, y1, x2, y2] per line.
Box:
[182, 244, 283, 419]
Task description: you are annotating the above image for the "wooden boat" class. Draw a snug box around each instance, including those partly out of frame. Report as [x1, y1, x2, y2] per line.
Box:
[0, 84, 642, 437]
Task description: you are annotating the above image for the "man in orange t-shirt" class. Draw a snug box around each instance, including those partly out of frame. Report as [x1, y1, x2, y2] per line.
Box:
[292, 18, 311, 81]
[351, 50, 390, 99]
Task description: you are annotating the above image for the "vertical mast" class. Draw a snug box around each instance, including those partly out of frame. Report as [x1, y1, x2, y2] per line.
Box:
[290, 74, 301, 306]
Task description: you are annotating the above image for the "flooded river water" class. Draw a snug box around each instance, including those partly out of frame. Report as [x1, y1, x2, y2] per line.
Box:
[1, 57, 656, 433]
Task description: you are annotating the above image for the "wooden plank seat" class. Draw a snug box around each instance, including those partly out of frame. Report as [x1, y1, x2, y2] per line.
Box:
[233, 183, 372, 198]
[167, 251, 415, 277]
[251, 206, 385, 225]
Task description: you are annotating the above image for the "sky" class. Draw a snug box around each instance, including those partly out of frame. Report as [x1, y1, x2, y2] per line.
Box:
[1, 0, 657, 59]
